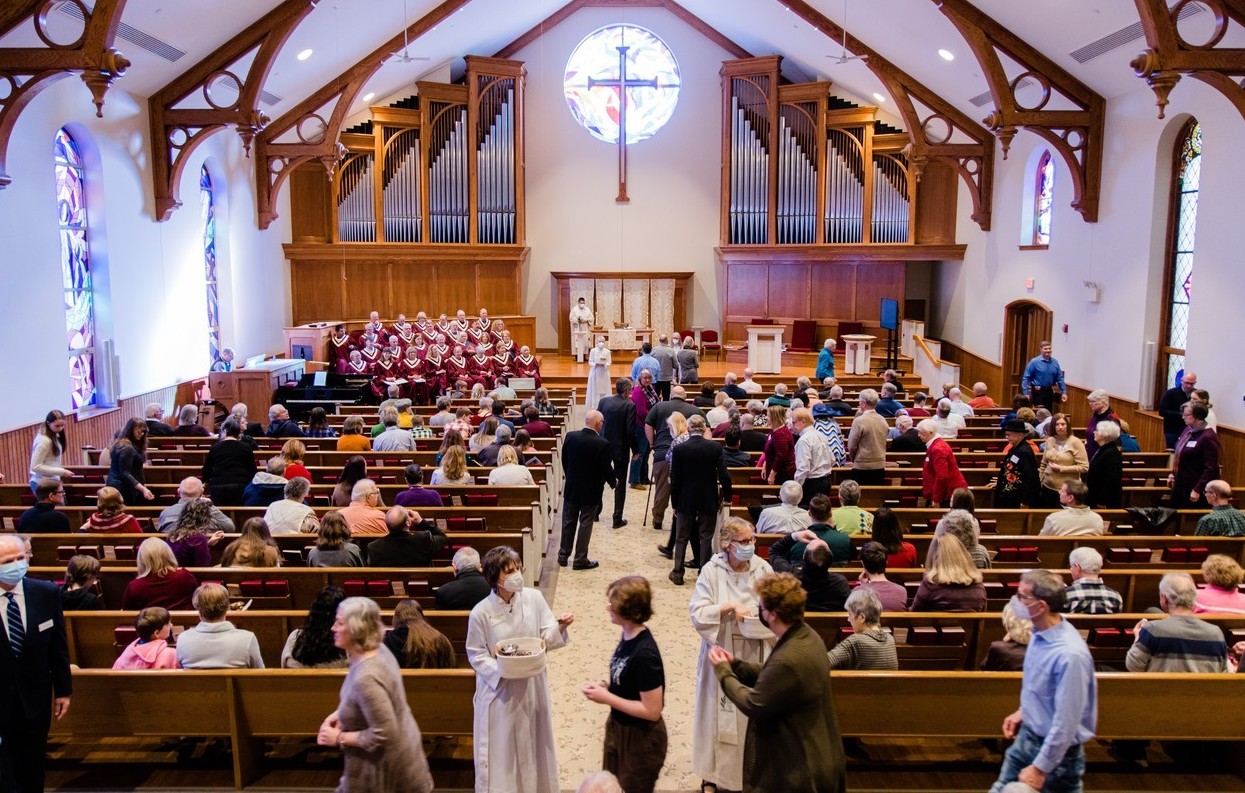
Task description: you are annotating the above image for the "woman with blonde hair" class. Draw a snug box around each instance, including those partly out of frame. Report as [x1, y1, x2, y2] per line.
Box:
[432, 444, 472, 485]
[307, 512, 363, 567]
[689, 518, 774, 793]
[1195, 554, 1245, 614]
[384, 599, 456, 669]
[980, 601, 1032, 671]
[317, 597, 435, 792]
[470, 416, 499, 454]
[122, 537, 199, 610]
[336, 415, 371, 452]
[281, 439, 312, 482]
[80, 486, 143, 534]
[762, 404, 795, 485]
[220, 517, 281, 568]
[911, 532, 986, 612]
[487, 444, 535, 486]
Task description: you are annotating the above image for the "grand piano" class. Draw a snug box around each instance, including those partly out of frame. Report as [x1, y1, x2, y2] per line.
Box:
[281, 371, 370, 420]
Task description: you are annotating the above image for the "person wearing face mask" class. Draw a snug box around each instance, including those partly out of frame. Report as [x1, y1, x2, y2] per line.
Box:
[0, 533, 72, 793]
[466, 546, 574, 793]
[990, 569, 1097, 793]
[586, 336, 613, 409]
[688, 518, 774, 793]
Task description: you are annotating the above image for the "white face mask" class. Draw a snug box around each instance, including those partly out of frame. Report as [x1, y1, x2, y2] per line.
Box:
[502, 571, 524, 593]
[1009, 595, 1032, 622]
[597, 341, 605, 349]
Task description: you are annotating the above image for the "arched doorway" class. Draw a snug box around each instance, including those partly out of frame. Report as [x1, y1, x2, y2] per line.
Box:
[1002, 300, 1054, 399]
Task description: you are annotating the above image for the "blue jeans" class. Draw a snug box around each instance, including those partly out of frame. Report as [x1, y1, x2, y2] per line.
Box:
[629, 426, 651, 484]
[990, 724, 1085, 793]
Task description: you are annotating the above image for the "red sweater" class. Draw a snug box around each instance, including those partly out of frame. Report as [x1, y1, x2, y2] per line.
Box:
[122, 568, 199, 611]
[82, 512, 143, 533]
[922, 438, 967, 506]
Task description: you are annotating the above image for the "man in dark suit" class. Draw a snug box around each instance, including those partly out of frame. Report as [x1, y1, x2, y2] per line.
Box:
[668, 415, 732, 585]
[597, 377, 638, 529]
[434, 547, 491, 610]
[366, 507, 448, 567]
[0, 534, 72, 793]
[558, 410, 615, 570]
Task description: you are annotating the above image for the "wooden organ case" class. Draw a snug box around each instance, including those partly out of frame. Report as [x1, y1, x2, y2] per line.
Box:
[284, 57, 531, 325]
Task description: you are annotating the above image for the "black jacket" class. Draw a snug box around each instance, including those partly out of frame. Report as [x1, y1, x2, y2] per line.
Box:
[889, 429, 925, 453]
[1086, 442, 1123, 509]
[671, 435, 732, 514]
[598, 395, 638, 456]
[365, 525, 448, 568]
[17, 503, 70, 534]
[560, 427, 615, 506]
[202, 439, 257, 486]
[266, 419, 305, 438]
[800, 569, 853, 611]
[145, 419, 173, 437]
[0, 577, 72, 721]
[434, 569, 491, 610]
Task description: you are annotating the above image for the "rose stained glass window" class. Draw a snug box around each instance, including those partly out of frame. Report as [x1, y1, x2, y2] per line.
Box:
[201, 166, 221, 363]
[54, 128, 96, 409]
[563, 24, 680, 145]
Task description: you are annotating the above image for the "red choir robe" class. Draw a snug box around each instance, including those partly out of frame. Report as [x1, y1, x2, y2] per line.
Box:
[371, 357, 401, 399]
[398, 354, 429, 404]
[492, 350, 513, 381]
[468, 353, 496, 388]
[452, 319, 471, 338]
[467, 325, 490, 350]
[385, 344, 404, 362]
[359, 345, 382, 366]
[423, 348, 446, 394]
[328, 333, 352, 364]
[445, 355, 471, 390]
[365, 320, 386, 337]
[394, 326, 415, 346]
[408, 338, 430, 360]
[341, 358, 372, 376]
[512, 353, 542, 387]
[416, 322, 438, 343]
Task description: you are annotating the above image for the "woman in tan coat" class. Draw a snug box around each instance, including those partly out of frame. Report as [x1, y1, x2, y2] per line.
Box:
[1038, 412, 1088, 508]
[317, 597, 434, 793]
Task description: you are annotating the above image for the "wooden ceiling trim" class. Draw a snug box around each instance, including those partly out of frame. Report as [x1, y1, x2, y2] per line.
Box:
[254, 0, 476, 229]
[1132, 0, 1245, 121]
[779, 0, 996, 231]
[934, 0, 1105, 223]
[148, 0, 319, 222]
[493, 0, 751, 61]
[0, 0, 131, 190]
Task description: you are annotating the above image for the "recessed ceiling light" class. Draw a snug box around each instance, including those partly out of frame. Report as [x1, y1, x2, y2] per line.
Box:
[297, 48, 314, 61]
[873, 92, 887, 103]
[938, 48, 955, 62]
[362, 92, 375, 102]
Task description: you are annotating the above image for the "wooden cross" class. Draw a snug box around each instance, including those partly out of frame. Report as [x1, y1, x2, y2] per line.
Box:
[588, 45, 658, 203]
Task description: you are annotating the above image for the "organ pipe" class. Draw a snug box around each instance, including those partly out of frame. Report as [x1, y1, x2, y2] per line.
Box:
[336, 153, 376, 242]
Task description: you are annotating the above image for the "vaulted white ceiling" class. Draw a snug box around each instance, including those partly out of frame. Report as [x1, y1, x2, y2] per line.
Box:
[9, 1, 1244, 133]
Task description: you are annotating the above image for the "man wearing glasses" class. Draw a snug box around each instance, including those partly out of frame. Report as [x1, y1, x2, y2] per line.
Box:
[17, 483, 69, 534]
[991, 569, 1097, 793]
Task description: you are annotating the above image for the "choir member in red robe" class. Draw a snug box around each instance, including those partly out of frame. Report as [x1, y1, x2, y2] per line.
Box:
[340, 349, 371, 375]
[467, 324, 490, 351]
[423, 344, 446, 396]
[452, 310, 471, 337]
[327, 324, 352, 366]
[495, 329, 516, 358]
[359, 339, 381, 367]
[399, 347, 429, 405]
[365, 310, 386, 337]
[512, 346, 542, 387]
[414, 311, 437, 343]
[445, 346, 471, 391]
[393, 314, 415, 346]
[492, 347, 513, 382]
[371, 350, 400, 399]
[489, 319, 507, 344]
[385, 337, 404, 361]
[434, 313, 453, 340]
[408, 335, 430, 360]
[468, 350, 496, 389]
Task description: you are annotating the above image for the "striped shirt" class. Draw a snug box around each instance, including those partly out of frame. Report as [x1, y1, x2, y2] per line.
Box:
[1064, 578, 1124, 614]
[1124, 614, 1230, 673]
[827, 629, 898, 670]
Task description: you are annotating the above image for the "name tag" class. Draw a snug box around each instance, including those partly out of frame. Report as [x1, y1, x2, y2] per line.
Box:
[39, 619, 53, 632]
[1010, 455, 1020, 464]
[1186, 441, 1197, 448]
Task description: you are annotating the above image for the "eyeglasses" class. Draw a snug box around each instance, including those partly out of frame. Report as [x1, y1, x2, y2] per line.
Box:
[730, 537, 756, 547]
[1015, 593, 1041, 602]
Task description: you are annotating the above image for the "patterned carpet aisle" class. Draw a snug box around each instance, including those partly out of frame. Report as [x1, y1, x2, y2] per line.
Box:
[542, 405, 705, 793]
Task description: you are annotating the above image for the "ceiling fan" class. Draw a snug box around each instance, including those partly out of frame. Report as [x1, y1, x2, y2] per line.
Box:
[826, 0, 868, 66]
[390, 0, 431, 64]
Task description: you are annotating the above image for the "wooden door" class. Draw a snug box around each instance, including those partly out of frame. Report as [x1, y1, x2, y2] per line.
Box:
[1002, 301, 1053, 399]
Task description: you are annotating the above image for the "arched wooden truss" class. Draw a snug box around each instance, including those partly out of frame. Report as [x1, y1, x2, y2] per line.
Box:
[148, 0, 318, 222]
[934, 0, 1105, 223]
[780, 0, 996, 231]
[0, 0, 130, 189]
[1132, 0, 1245, 121]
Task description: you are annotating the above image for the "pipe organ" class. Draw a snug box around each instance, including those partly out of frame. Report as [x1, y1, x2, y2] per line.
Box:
[721, 57, 915, 246]
[332, 56, 525, 245]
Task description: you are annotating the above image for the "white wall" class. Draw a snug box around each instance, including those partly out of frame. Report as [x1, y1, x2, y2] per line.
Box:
[514, 7, 732, 348]
[0, 77, 291, 431]
[930, 78, 1244, 429]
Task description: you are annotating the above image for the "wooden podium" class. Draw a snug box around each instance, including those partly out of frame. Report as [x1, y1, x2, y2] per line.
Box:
[283, 322, 343, 363]
[747, 325, 785, 374]
[207, 360, 306, 421]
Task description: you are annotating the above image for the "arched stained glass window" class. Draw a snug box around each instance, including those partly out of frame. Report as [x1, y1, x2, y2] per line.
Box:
[1032, 150, 1054, 245]
[1160, 119, 1200, 391]
[563, 24, 680, 145]
[54, 128, 96, 409]
[201, 166, 221, 363]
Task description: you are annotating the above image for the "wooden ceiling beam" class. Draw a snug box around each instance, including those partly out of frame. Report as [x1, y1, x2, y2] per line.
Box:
[254, 0, 477, 229]
[778, 0, 995, 230]
[933, 0, 1105, 223]
[148, 0, 319, 222]
[0, 0, 130, 190]
[1133, 0, 1245, 121]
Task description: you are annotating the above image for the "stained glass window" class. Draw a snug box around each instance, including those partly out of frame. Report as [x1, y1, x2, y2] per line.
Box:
[54, 128, 96, 409]
[564, 24, 680, 145]
[201, 166, 221, 363]
[1162, 119, 1200, 391]
[1032, 151, 1054, 245]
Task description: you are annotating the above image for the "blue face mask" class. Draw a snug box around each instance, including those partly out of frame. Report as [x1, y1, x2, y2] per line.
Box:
[733, 544, 756, 562]
[0, 559, 28, 586]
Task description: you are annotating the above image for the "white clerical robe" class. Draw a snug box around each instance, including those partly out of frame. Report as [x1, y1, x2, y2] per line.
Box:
[585, 343, 612, 408]
[689, 553, 774, 791]
[466, 589, 568, 793]
[569, 304, 594, 361]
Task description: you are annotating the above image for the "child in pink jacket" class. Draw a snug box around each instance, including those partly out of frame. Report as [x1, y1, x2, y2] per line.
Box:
[112, 607, 180, 669]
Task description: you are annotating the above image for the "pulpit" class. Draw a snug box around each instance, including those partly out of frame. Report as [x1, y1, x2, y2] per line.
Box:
[747, 325, 785, 374]
[207, 359, 305, 421]
[842, 334, 877, 375]
[283, 322, 343, 363]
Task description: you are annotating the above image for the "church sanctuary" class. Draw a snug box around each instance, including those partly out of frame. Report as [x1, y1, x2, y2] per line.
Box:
[4, 0, 1245, 791]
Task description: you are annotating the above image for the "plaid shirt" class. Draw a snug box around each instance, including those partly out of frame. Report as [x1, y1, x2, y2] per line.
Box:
[1195, 505, 1245, 537]
[1065, 578, 1124, 614]
[410, 425, 435, 439]
[444, 418, 473, 441]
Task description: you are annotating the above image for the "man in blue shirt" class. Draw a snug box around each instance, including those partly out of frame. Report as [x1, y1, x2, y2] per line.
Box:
[991, 569, 1097, 793]
[1021, 341, 1067, 411]
[815, 338, 836, 381]
[631, 342, 660, 384]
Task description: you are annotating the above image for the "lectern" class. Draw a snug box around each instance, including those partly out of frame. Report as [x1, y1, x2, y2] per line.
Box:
[842, 334, 877, 375]
[747, 325, 785, 374]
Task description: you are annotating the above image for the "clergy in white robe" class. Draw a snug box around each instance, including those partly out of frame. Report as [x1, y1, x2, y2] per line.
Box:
[586, 339, 612, 409]
[689, 524, 774, 792]
[570, 298, 595, 362]
[466, 555, 570, 793]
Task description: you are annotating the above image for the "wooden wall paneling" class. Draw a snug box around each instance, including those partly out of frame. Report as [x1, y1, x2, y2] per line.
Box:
[726, 264, 769, 317]
[939, 342, 1006, 406]
[914, 158, 958, 245]
[289, 162, 332, 242]
[475, 262, 523, 314]
[340, 259, 392, 319]
[767, 263, 810, 319]
[290, 260, 345, 326]
[855, 261, 905, 321]
[389, 259, 436, 314]
[433, 263, 479, 317]
[808, 262, 856, 321]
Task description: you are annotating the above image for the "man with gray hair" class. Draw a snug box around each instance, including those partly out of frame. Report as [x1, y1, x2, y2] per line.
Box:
[990, 568, 1096, 793]
[339, 479, 388, 536]
[372, 406, 415, 451]
[667, 412, 731, 585]
[1064, 547, 1123, 614]
[931, 398, 966, 439]
[755, 481, 812, 535]
[158, 476, 235, 533]
[242, 457, 288, 507]
[262, 477, 315, 535]
[598, 378, 638, 528]
[650, 335, 678, 401]
[847, 388, 887, 485]
[875, 382, 903, 418]
[144, 402, 173, 436]
[739, 367, 763, 394]
[558, 409, 614, 570]
[721, 371, 748, 400]
[946, 386, 974, 417]
[435, 546, 489, 610]
[475, 424, 513, 467]
[265, 404, 304, 438]
[1125, 572, 1229, 672]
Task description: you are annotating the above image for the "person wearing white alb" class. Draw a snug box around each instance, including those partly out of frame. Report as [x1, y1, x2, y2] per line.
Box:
[791, 407, 834, 507]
